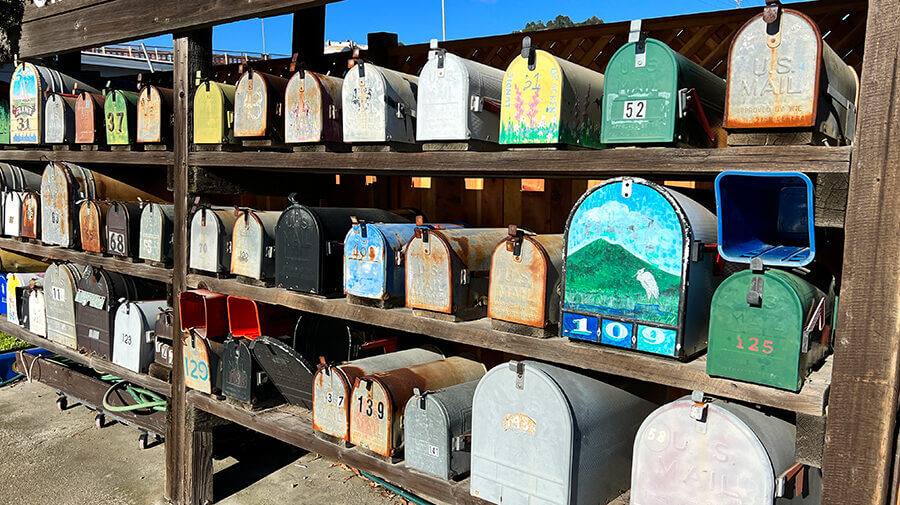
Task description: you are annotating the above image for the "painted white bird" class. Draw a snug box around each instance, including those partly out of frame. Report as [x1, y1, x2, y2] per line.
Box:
[636, 268, 660, 301]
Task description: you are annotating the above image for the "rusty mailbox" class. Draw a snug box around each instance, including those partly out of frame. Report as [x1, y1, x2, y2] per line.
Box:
[350, 357, 486, 458]
[139, 203, 175, 265]
[137, 84, 173, 145]
[189, 207, 238, 274]
[284, 65, 343, 144]
[75, 266, 144, 359]
[233, 68, 289, 142]
[7, 273, 43, 326]
[417, 40, 504, 143]
[26, 283, 46, 336]
[45, 263, 83, 349]
[78, 200, 111, 253]
[488, 227, 563, 337]
[9, 62, 98, 144]
[231, 209, 280, 281]
[112, 300, 169, 373]
[106, 201, 143, 258]
[632, 394, 821, 505]
[74, 91, 106, 145]
[500, 37, 605, 148]
[193, 73, 237, 146]
[41, 161, 96, 248]
[470, 360, 654, 505]
[21, 191, 41, 240]
[179, 289, 229, 394]
[342, 59, 419, 144]
[104, 88, 139, 145]
[725, 0, 859, 146]
[44, 92, 78, 144]
[406, 228, 509, 321]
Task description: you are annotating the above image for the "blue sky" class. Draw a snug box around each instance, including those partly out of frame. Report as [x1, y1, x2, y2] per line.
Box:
[137, 0, 806, 56]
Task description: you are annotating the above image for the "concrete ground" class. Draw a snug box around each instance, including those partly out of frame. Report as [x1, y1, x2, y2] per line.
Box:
[0, 379, 409, 505]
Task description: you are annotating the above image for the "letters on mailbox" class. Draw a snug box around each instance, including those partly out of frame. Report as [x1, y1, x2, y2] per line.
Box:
[488, 227, 563, 336]
[75, 91, 106, 145]
[21, 190, 41, 240]
[233, 68, 289, 142]
[725, 1, 859, 146]
[139, 203, 175, 265]
[500, 37, 605, 148]
[231, 209, 279, 281]
[284, 65, 343, 144]
[404, 380, 480, 480]
[106, 201, 142, 258]
[561, 178, 718, 359]
[104, 88, 139, 145]
[137, 84, 173, 145]
[406, 228, 508, 320]
[45, 263, 83, 349]
[632, 395, 822, 505]
[416, 40, 504, 143]
[193, 74, 237, 145]
[602, 34, 726, 146]
[44, 92, 78, 144]
[27, 284, 46, 336]
[7, 273, 43, 326]
[112, 300, 169, 373]
[342, 58, 419, 144]
[41, 161, 96, 248]
[10, 63, 98, 144]
[78, 200, 111, 253]
[75, 266, 141, 359]
[350, 357, 486, 459]
[470, 361, 654, 505]
[189, 207, 237, 274]
[184, 335, 224, 394]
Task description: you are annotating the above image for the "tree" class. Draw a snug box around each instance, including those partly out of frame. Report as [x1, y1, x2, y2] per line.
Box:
[518, 14, 603, 33]
[0, 0, 25, 63]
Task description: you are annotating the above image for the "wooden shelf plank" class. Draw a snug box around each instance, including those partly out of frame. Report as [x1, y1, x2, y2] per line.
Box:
[0, 237, 173, 284]
[0, 149, 174, 166]
[188, 146, 851, 177]
[0, 316, 171, 397]
[186, 274, 831, 416]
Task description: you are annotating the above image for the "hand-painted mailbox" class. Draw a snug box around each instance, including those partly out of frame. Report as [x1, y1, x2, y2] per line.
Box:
[341, 60, 418, 144]
[3, 191, 23, 237]
[488, 227, 563, 336]
[632, 395, 822, 505]
[112, 300, 169, 373]
[233, 68, 289, 142]
[284, 67, 343, 144]
[230, 209, 280, 281]
[725, 1, 859, 146]
[193, 74, 237, 145]
[350, 357, 486, 458]
[21, 191, 41, 240]
[78, 200, 111, 253]
[75, 266, 140, 359]
[26, 284, 46, 336]
[500, 37, 605, 148]
[189, 207, 238, 274]
[404, 380, 479, 480]
[7, 273, 43, 325]
[470, 361, 653, 505]
[313, 348, 443, 443]
[180, 289, 229, 394]
[45, 263, 83, 349]
[41, 161, 96, 248]
[137, 84, 173, 145]
[561, 178, 718, 359]
[0, 273, 6, 316]
[139, 203, 175, 265]
[106, 201, 142, 258]
[601, 35, 725, 146]
[44, 92, 78, 144]
[416, 40, 504, 143]
[9, 62, 98, 144]
[406, 228, 508, 321]
[104, 88, 139, 145]
[74, 91, 106, 145]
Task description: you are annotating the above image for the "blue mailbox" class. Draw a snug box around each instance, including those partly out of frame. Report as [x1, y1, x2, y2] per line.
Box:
[0, 273, 6, 316]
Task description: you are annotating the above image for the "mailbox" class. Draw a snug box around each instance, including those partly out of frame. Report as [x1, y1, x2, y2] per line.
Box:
[180, 289, 227, 394]
[41, 161, 96, 248]
[488, 227, 563, 336]
[342, 60, 418, 144]
[74, 91, 106, 145]
[313, 348, 443, 443]
[500, 38, 605, 149]
[416, 40, 504, 143]
[137, 84, 173, 145]
[154, 308, 175, 368]
[26, 284, 46, 336]
[350, 357, 486, 458]
[45, 263, 83, 349]
[470, 360, 654, 505]
[231, 209, 280, 281]
[222, 335, 281, 404]
[233, 68, 289, 142]
[1, 163, 42, 236]
[189, 207, 238, 274]
[632, 395, 822, 505]
[284, 68, 343, 144]
[7, 273, 42, 326]
[0, 273, 6, 316]
[44, 92, 78, 144]
[78, 200, 111, 253]
[104, 89, 139, 145]
[9, 62, 98, 144]
[21, 191, 41, 240]
[193, 75, 237, 145]
[226, 295, 296, 341]
[106, 201, 142, 258]
[139, 203, 175, 265]
[601, 35, 726, 146]
[561, 177, 718, 359]
[75, 266, 141, 359]
[112, 300, 169, 373]
[3, 191, 23, 237]
[275, 201, 409, 295]
[183, 334, 224, 395]
[725, 1, 859, 146]
[404, 380, 480, 480]
[406, 228, 508, 321]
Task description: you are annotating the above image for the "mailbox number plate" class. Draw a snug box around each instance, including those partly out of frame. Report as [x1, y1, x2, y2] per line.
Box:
[108, 231, 126, 255]
[623, 100, 647, 119]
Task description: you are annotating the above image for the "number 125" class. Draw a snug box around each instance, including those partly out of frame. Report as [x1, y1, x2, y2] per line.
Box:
[736, 337, 773, 354]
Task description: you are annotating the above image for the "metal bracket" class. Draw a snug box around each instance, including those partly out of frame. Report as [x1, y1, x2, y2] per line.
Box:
[460, 269, 470, 285]
[510, 361, 525, 390]
[265, 245, 275, 259]
[747, 275, 765, 307]
[690, 390, 709, 423]
[764, 0, 783, 48]
[256, 371, 269, 386]
[776, 462, 808, 498]
[679, 88, 716, 143]
[801, 297, 827, 353]
[690, 240, 704, 262]
[453, 433, 472, 452]
[326, 240, 342, 256]
[522, 37, 536, 71]
[470, 95, 484, 113]
[629, 20, 647, 68]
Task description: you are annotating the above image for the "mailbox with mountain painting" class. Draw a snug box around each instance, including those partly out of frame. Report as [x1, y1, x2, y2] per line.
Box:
[561, 178, 719, 359]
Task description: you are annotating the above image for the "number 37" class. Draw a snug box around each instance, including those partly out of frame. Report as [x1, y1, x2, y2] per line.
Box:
[736, 336, 773, 354]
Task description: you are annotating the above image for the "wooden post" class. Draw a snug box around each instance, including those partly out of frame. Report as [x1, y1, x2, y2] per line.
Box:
[292, 5, 326, 72]
[821, 1, 900, 504]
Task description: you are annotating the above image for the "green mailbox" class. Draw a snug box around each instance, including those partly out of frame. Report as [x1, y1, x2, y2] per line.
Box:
[707, 268, 832, 391]
[601, 32, 725, 147]
[0, 95, 9, 144]
[104, 88, 139, 145]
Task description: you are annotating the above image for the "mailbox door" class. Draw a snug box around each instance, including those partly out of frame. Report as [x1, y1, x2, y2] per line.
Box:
[137, 86, 164, 143]
[113, 300, 168, 373]
[193, 82, 236, 144]
[350, 380, 395, 456]
[275, 206, 323, 292]
[155, 336, 174, 367]
[40, 163, 71, 247]
[190, 209, 235, 273]
[231, 211, 277, 279]
[249, 336, 317, 407]
[285, 72, 343, 143]
[418, 52, 470, 141]
[343, 64, 388, 142]
[488, 234, 563, 328]
[406, 233, 454, 313]
[28, 289, 46, 336]
[3, 192, 22, 237]
[405, 380, 479, 480]
[234, 71, 270, 138]
[344, 223, 417, 300]
[79, 201, 108, 253]
[0, 97, 9, 144]
[44, 94, 75, 144]
[21, 191, 40, 239]
[75, 268, 134, 359]
[10, 62, 42, 144]
[75, 93, 104, 144]
[139, 203, 175, 263]
[105, 90, 138, 145]
[184, 335, 217, 394]
[222, 338, 253, 402]
[45, 264, 81, 349]
[107, 202, 141, 258]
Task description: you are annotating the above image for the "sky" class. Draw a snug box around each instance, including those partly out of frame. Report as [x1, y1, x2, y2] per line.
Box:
[135, 0, 808, 56]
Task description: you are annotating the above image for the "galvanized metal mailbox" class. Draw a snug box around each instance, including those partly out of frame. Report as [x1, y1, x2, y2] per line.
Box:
[75, 91, 106, 145]
[179, 289, 229, 340]
[41, 161, 96, 248]
[189, 207, 238, 274]
[416, 40, 504, 143]
[601, 33, 726, 146]
[406, 228, 508, 321]
[45, 263, 83, 349]
[1, 163, 42, 236]
[284, 67, 343, 144]
[78, 200, 111, 253]
[561, 177, 718, 359]
[26, 284, 46, 336]
[233, 68, 289, 142]
[193, 75, 237, 145]
[154, 308, 175, 368]
[137, 84, 173, 145]
[222, 335, 279, 404]
[112, 300, 169, 373]
[275, 202, 409, 295]
[350, 357, 486, 458]
[404, 380, 479, 480]
[488, 227, 563, 336]
[106, 201, 142, 258]
[7, 273, 42, 326]
[231, 209, 280, 281]
[725, 1, 859, 146]
[44, 92, 78, 144]
[3, 191, 23, 237]
[632, 395, 822, 505]
[341, 60, 419, 144]
[21, 191, 41, 240]
[139, 203, 175, 265]
[500, 37, 605, 148]
[313, 348, 443, 443]
[9, 62, 98, 144]
[104, 89, 139, 145]
[75, 266, 139, 359]
[470, 360, 654, 505]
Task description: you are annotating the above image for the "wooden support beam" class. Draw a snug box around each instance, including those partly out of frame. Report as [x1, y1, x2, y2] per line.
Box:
[292, 5, 326, 72]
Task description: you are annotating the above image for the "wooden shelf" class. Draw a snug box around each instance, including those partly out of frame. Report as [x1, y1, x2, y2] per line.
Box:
[186, 274, 831, 417]
[0, 148, 174, 166]
[0, 316, 171, 396]
[0, 237, 173, 284]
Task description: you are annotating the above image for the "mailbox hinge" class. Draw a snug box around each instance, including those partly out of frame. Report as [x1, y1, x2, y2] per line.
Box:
[629, 20, 647, 68]
[510, 361, 525, 390]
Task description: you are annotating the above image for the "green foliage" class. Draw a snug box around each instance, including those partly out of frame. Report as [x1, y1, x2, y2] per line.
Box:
[519, 15, 603, 33]
[0, 332, 28, 352]
[0, 0, 25, 63]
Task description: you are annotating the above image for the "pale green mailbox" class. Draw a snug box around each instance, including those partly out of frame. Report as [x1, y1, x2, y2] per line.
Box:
[104, 88, 139, 145]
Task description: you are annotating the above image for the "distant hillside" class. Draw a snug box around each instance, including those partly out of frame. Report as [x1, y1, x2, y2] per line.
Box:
[517, 15, 603, 33]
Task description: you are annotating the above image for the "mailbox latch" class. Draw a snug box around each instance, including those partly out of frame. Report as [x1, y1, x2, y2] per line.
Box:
[453, 433, 472, 452]
[747, 257, 766, 307]
[689, 390, 709, 424]
[511, 361, 525, 390]
[628, 20, 647, 68]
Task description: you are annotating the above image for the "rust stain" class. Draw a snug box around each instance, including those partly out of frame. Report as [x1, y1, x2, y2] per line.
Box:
[21, 191, 40, 239]
[78, 200, 109, 253]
